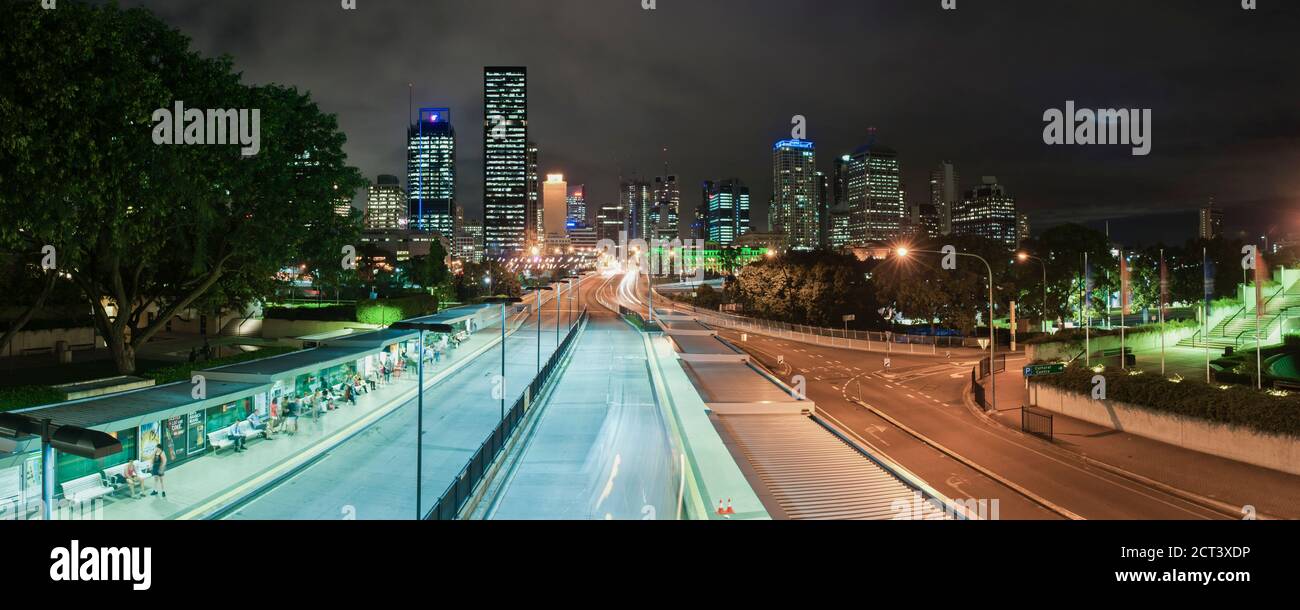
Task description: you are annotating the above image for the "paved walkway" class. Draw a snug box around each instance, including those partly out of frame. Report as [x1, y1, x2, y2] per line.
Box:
[87, 316, 515, 520]
[984, 367, 1300, 519]
[224, 285, 585, 520]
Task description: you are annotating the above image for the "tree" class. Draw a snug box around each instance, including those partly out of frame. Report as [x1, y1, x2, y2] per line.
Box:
[1, 2, 364, 373]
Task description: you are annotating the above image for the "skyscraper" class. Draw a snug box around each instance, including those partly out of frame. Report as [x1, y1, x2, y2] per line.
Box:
[596, 201, 624, 244]
[842, 144, 904, 245]
[567, 184, 587, 225]
[1017, 213, 1031, 246]
[525, 141, 541, 249]
[771, 139, 819, 251]
[1199, 198, 1224, 240]
[543, 174, 568, 239]
[930, 161, 960, 236]
[364, 175, 406, 230]
[621, 178, 653, 241]
[953, 176, 1018, 248]
[407, 108, 456, 236]
[705, 179, 751, 246]
[483, 67, 528, 254]
[652, 174, 681, 240]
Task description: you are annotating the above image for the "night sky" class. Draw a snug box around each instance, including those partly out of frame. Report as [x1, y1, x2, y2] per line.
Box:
[119, 0, 1300, 246]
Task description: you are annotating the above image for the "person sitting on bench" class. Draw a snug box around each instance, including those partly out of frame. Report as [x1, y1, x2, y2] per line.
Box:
[123, 460, 144, 498]
[230, 419, 252, 452]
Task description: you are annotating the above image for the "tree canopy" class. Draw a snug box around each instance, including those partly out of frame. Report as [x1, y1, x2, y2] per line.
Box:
[0, 1, 363, 372]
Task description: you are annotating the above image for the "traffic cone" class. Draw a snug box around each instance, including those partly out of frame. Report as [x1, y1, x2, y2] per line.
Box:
[716, 499, 726, 515]
[723, 498, 735, 515]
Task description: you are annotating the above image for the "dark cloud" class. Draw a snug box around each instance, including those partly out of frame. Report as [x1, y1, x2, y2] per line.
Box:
[119, 0, 1300, 245]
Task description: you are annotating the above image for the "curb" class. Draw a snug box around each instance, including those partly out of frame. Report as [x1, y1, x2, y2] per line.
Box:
[960, 374, 1273, 520]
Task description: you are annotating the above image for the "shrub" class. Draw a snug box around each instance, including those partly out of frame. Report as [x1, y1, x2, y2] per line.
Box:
[263, 305, 356, 322]
[142, 347, 298, 385]
[1033, 363, 1300, 438]
[356, 294, 438, 325]
[0, 386, 65, 412]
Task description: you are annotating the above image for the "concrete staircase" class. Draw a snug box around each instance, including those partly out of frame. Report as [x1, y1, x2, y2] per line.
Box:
[1178, 281, 1300, 350]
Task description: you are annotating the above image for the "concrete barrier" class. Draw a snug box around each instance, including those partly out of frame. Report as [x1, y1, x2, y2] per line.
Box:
[1031, 384, 1300, 476]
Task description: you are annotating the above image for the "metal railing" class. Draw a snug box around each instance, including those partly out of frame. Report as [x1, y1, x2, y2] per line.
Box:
[662, 297, 982, 349]
[1234, 305, 1300, 349]
[425, 308, 590, 520]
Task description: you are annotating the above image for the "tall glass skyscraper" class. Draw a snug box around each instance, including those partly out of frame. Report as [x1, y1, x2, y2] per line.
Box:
[652, 174, 680, 241]
[407, 108, 456, 236]
[525, 141, 541, 249]
[771, 139, 819, 251]
[484, 67, 528, 254]
[705, 179, 751, 246]
[620, 178, 653, 241]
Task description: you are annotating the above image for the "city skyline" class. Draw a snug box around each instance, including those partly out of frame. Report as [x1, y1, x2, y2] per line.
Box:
[123, 0, 1300, 247]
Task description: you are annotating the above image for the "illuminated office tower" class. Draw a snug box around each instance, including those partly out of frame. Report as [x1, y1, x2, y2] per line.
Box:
[930, 161, 960, 236]
[841, 144, 904, 244]
[525, 141, 541, 249]
[953, 176, 1018, 249]
[567, 184, 587, 225]
[652, 174, 681, 240]
[596, 202, 625, 244]
[406, 108, 456, 236]
[705, 179, 751, 246]
[543, 174, 568, 238]
[621, 178, 653, 241]
[1199, 198, 1224, 240]
[771, 139, 819, 250]
[483, 67, 528, 253]
[364, 175, 406, 230]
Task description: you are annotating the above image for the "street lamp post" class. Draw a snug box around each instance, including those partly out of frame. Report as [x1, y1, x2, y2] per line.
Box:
[899, 247, 998, 412]
[485, 297, 523, 423]
[1017, 252, 1049, 333]
[389, 320, 456, 519]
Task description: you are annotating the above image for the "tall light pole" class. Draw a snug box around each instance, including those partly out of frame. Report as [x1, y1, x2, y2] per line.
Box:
[486, 297, 523, 422]
[390, 321, 456, 520]
[531, 285, 554, 377]
[1017, 252, 1049, 332]
[898, 247, 998, 411]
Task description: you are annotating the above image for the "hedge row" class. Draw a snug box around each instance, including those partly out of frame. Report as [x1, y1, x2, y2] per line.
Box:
[1032, 363, 1300, 439]
[0, 385, 66, 413]
[1024, 319, 1199, 345]
[264, 295, 439, 324]
[142, 347, 299, 385]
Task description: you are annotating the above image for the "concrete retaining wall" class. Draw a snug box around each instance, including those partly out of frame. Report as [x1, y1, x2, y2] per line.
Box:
[1031, 384, 1300, 476]
[1027, 326, 1198, 362]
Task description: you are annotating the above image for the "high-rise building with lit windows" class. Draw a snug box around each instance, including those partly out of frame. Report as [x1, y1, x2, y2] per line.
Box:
[1199, 198, 1224, 240]
[705, 179, 751, 246]
[953, 176, 1018, 249]
[596, 202, 624, 244]
[841, 144, 904, 244]
[771, 139, 819, 250]
[365, 175, 406, 230]
[406, 108, 455, 236]
[525, 141, 541, 249]
[483, 67, 528, 253]
[543, 174, 568, 238]
[621, 178, 653, 241]
[652, 174, 681, 240]
[567, 184, 587, 225]
[930, 161, 960, 236]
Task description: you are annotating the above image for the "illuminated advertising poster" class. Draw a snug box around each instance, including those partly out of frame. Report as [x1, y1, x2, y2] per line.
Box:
[139, 421, 161, 461]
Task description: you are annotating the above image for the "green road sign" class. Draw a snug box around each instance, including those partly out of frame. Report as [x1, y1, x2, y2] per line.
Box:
[1024, 363, 1067, 378]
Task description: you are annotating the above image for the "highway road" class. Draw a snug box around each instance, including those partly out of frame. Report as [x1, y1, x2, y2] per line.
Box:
[483, 273, 676, 520]
[702, 321, 1235, 520]
[226, 284, 584, 520]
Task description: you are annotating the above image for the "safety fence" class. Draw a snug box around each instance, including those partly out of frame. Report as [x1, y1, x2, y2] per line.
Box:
[425, 309, 590, 520]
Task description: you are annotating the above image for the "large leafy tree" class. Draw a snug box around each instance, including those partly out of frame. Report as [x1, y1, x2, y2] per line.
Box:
[0, 1, 363, 373]
[875, 236, 1013, 335]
